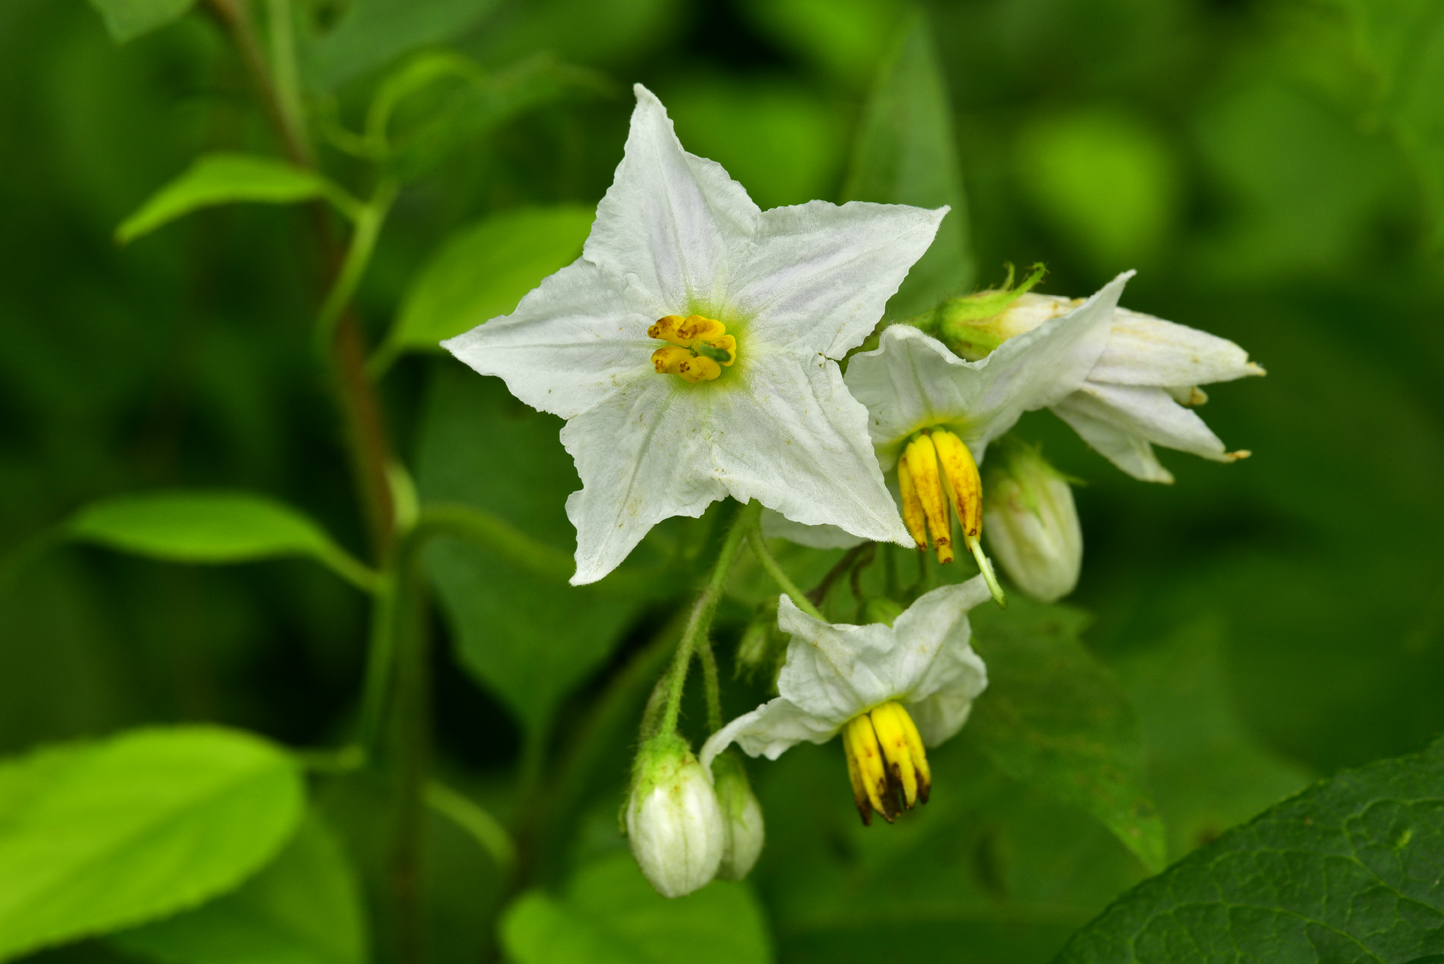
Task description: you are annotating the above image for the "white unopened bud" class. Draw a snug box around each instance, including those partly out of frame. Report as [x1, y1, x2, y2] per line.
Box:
[710, 751, 765, 880]
[983, 441, 1082, 602]
[625, 733, 725, 898]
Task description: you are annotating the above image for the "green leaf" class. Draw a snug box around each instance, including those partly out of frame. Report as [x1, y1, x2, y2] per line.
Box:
[112, 809, 367, 964]
[1337, 0, 1444, 248]
[1013, 109, 1181, 270]
[300, 0, 501, 91]
[116, 154, 357, 245]
[968, 598, 1167, 873]
[842, 11, 973, 317]
[87, 0, 196, 44]
[0, 726, 305, 961]
[415, 369, 648, 735]
[374, 205, 593, 371]
[500, 852, 772, 964]
[66, 490, 377, 591]
[738, 0, 898, 89]
[1057, 736, 1444, 962]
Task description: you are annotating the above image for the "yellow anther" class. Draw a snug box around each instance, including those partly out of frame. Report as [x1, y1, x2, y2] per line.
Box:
[896, 456, 929, 552]
[868, 702, 919, 807]
[843, 714, 894, 823]
[648, 314, 736, 383]
[841, 703, 933, 825]
[903, 435, 952, 564]
[931, 430, 981, 541]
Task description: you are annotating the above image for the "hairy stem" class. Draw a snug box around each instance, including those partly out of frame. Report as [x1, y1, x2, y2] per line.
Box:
[697, 640, 723, 733]
[657, 500, 760, 736]
[748, 524, 825, 620]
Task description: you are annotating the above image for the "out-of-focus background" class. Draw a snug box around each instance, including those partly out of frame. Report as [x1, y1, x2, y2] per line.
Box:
[3, 0, 1443, 962]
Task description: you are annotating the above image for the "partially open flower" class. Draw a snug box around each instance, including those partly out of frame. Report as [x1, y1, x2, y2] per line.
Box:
[625, 732, 725, 898]
[700, 579, 990, 826]
[982, 440, 1082, 602]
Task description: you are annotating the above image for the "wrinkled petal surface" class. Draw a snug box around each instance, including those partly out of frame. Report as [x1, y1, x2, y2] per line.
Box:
[585, 84, 759, 313]
[441, 258, 660, 420]
[1065, 382, 1231, 462]
[1089, 308, 1264, 388]
[1051, 392, 1174, 483]
[726, 200, 947, 359]
[847, 273, 1132, 468]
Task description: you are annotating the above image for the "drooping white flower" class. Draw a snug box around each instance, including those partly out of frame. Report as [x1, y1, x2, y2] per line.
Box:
[700, 578, 990, 825]
[626, 733, 726, 898]
[783, 273, 1129, 598]
[981, 439, 1082, 602]
[443, 85, 944, 584]
[946, 290, 1264, 483]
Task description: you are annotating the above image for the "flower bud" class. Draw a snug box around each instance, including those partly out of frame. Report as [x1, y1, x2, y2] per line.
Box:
[625, 732, 725, 898]
[710, 751, 765, 880]
[982, 440, 1082, 602]
[734, 599, 785, 686]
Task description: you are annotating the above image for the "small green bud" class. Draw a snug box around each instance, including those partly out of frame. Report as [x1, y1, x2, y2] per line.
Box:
[734, 598, 787, 687]
[982, 439, 1082, 602]
[710, 751, 765, 880]
[626, 732, 724, 897]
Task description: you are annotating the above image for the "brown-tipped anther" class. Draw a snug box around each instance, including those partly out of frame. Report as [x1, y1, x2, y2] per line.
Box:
[903, 435, 952, 561]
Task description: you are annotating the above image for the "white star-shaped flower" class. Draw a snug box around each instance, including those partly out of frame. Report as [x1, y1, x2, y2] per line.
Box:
[443, 85, 943, 584]
[700, 578, 990, 824]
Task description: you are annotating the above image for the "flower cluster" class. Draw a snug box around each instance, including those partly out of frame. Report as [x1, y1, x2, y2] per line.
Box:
[443, 86, 1262, 897]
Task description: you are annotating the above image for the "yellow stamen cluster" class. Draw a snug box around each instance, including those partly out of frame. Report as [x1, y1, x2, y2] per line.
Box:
[649, 314, 737, 384]
[842, 702, 932, 825]
[898, 429, 1006, 606]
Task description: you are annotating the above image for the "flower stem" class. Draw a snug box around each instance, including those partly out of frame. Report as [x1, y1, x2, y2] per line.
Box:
[657, 500, 760, 737]
[315, 180, 398, 355]
[697, 640, 722, 733]
[747, 524, 825, 620]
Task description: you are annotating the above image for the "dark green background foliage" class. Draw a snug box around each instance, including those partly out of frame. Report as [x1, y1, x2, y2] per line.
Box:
[2, 0, 1444, 962]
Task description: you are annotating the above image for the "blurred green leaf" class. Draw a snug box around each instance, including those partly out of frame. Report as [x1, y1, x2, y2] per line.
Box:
[1014, 109, 1180, 270]
[382, 54, 611, 181]
[466, 0, 682, 70]
[373, 205, 593, 371]
[739, 0, 897, 89]
[0, 726, 304, 961]
[87, 0, 195, 44]
[1057, 736, 1444, 962]
[66, 491, 377, 591]
[968, 598, 1167, 873]
[300, 0, 500, 90]
[1114, 615, 1312, 862]
[843, 11, 973, 317]
[416, 369, 647, 735]
[664, 77, 844, 210]
[1338, 0, 1444, 247]
[115, 153, 358, 244]
[112, 809, 366, 964]
[500, 851, 772, 964]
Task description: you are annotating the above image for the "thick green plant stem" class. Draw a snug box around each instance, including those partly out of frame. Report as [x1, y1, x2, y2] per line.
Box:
[657, 500, 761, 737]
[748, 524, 826, 620]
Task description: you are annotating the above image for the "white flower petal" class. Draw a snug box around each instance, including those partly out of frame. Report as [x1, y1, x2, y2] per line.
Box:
[1067, 382, 1230, 462]
[759, 509, 867, 550]
[711, 354, 910, 546]
[698, 699, 839, 772]
[774, 596, 899, 722]
[726, 201, 947, 359]
[561, 379, 726, 585]
[847, 272, 1132, 467]
[1089, 308, 1264, 388]
[442, 258, 657, 419]
[1050, 392, 1174, 483]
[584, 85, 759, 313]
[908, 694, 979, 748]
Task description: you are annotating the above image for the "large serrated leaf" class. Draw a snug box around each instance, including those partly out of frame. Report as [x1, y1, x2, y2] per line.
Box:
[1056, 736, 1444, 962]
[0, 726, 304, 962]
[969, 599, 1167, 873]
